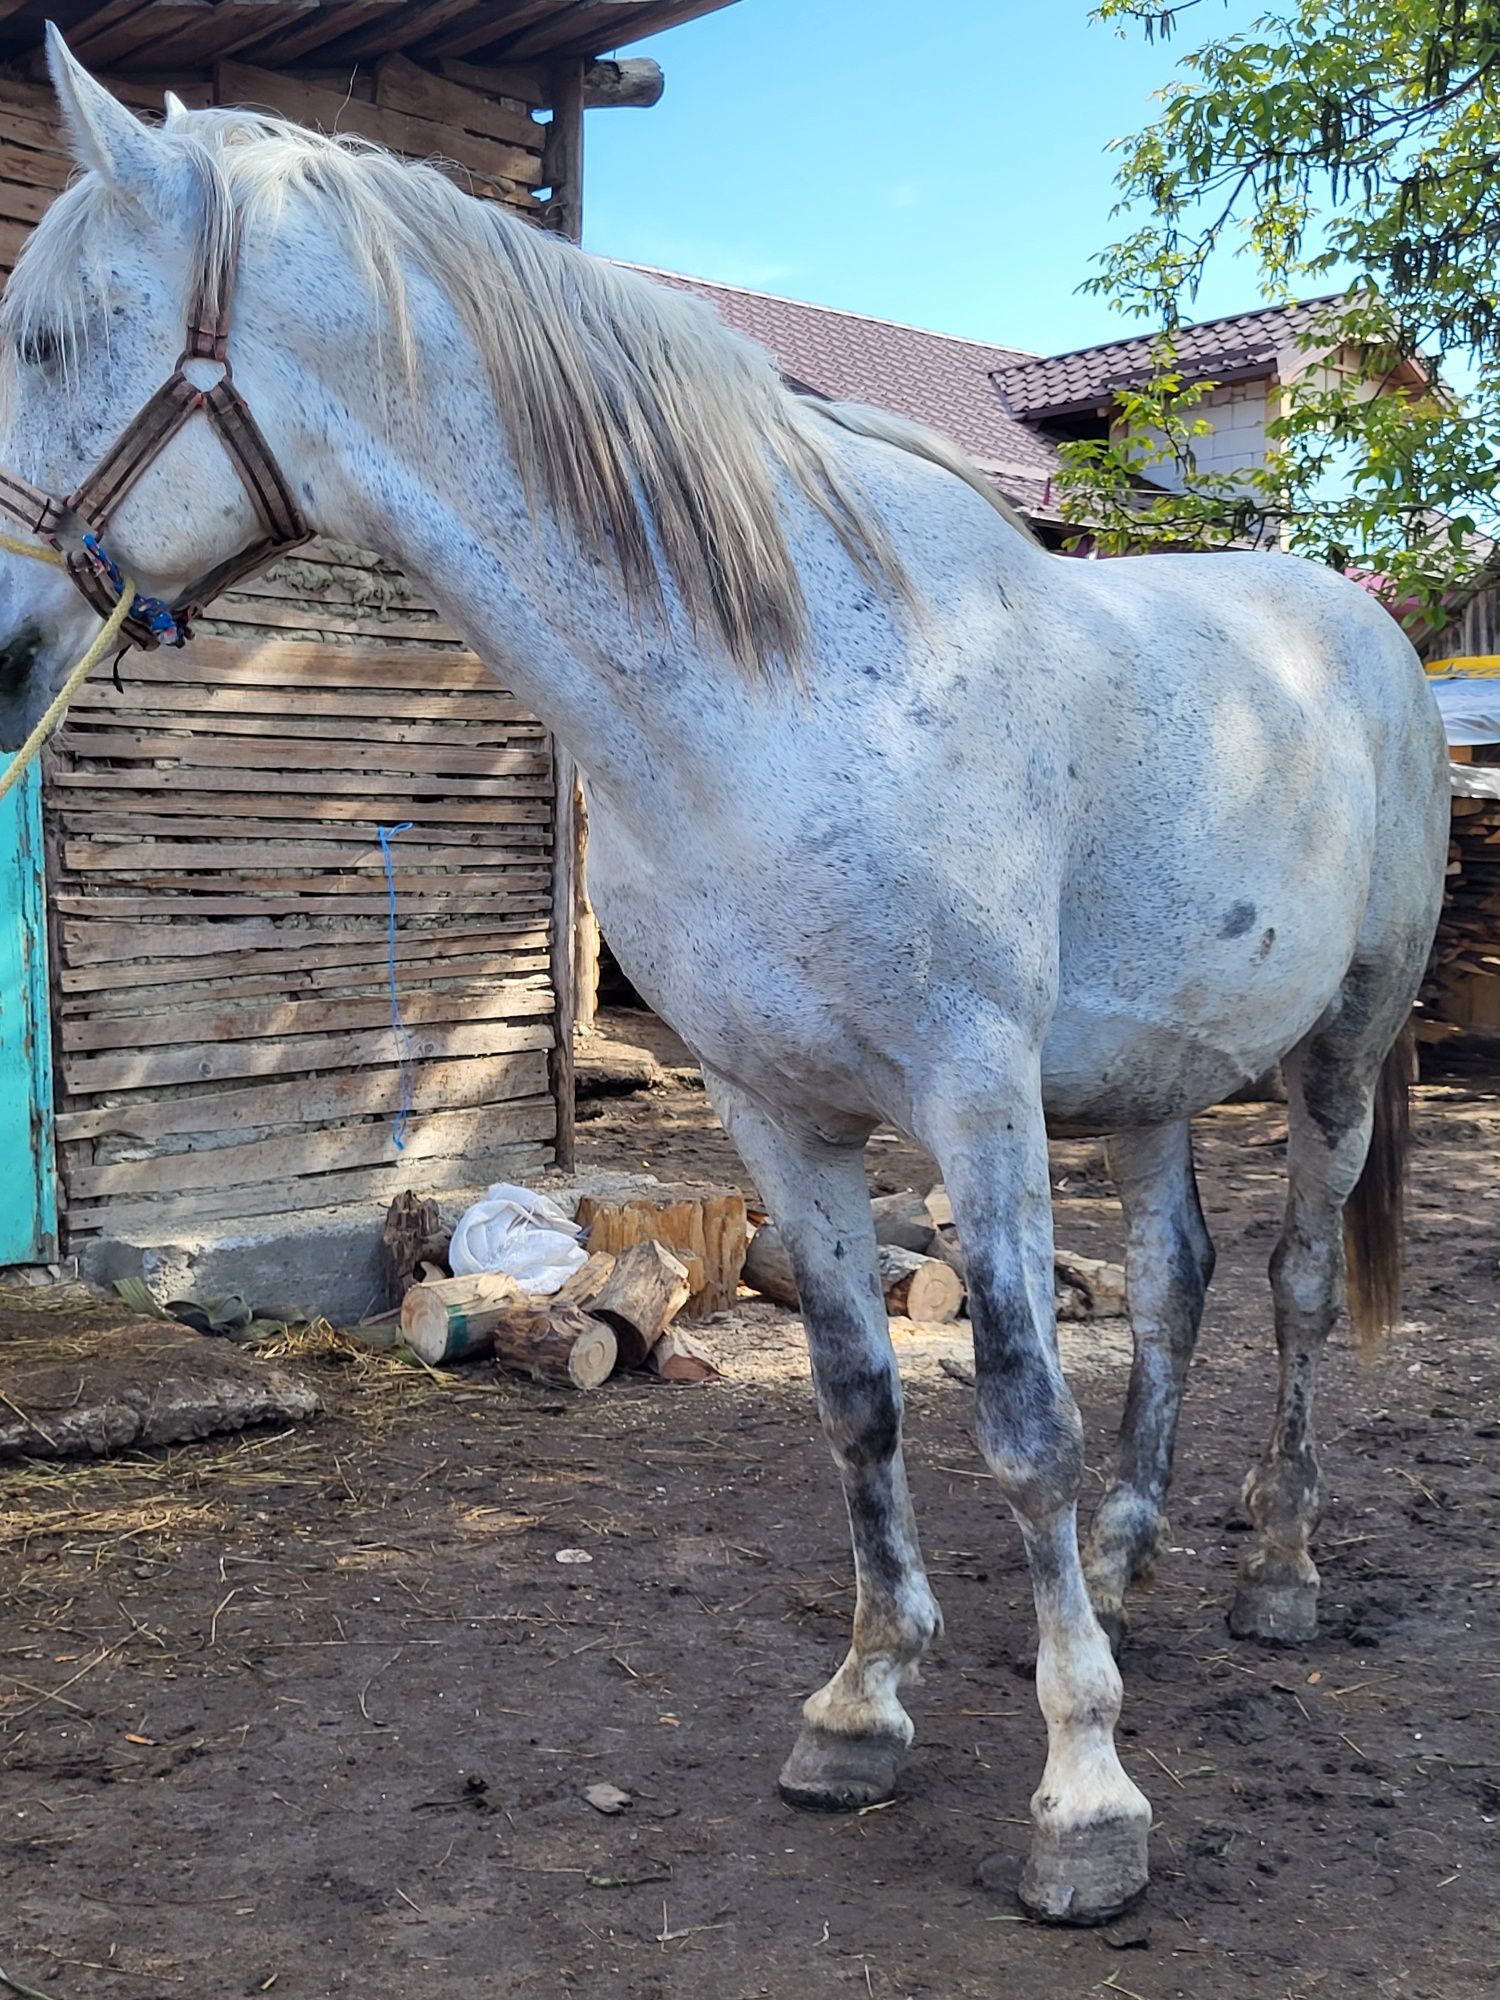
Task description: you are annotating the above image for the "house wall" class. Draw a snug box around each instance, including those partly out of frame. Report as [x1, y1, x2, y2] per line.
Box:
[0, 60, 574, 1291]
[1114, 378, 1271, 492]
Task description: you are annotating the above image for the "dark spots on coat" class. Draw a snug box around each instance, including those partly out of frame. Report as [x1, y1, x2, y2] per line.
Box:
[996, 581, 1011, 609]
[1257, 927, 1276, 959]
[966, 1263, 1084, 1513]
[1220, 901, 1256, 939]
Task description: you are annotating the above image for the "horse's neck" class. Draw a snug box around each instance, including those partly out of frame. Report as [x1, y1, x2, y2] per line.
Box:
[309, 344, 764, 795]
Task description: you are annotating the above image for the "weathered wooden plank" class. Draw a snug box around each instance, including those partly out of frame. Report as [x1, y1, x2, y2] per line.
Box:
[60, 976, 552, 1054]
[57, 868, 549, 897]
[216, 60, 544, 182]
[57, 808, 549, 844]
[111, 638, 500, 690]
[0, 144, 71, 192]
[58, 914, 546, 966]
[62, 835, 549, 871]
[64, 1144, 554, 1239]
[53, 890, 550, 919]
[66, 1095, 557, 1198]
[435, 56, 547, 106]
[48, 781, 550, 819]
[374, 50, 540, 148]
[0, 179, 56, 227]
[59, 945, 551, 1015]
[64, 1088, 554, 1200]
[56, 728, 550, 780]
[55, 1047, 550, 1143]
[47, 764, 552, 801]
[59, 925, 548, 986]
[70, 681, 532, 723]
[202, 594, 453, 639]
[62, 1014, 554, 1094]
[65, 707, 544, 749]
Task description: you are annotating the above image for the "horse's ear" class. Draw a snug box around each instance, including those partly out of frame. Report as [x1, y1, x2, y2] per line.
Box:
[163, 91, 191, 126]
[45, 23, 172, 199]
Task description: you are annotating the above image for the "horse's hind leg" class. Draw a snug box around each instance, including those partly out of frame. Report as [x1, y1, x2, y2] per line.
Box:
[1084, 1121, 1214, 1651]
[925, 1075, 1151, 1923]
[1231, 975, 1412, 1644]
[706, 1071, 942, 1811]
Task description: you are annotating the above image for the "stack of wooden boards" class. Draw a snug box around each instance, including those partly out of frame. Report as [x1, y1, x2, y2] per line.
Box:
[1423, 783, 1500, 1037]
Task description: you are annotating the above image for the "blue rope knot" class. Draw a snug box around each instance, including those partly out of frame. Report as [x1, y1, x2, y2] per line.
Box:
[377, 821, 417, 1152]
[81, 532, 185, 646]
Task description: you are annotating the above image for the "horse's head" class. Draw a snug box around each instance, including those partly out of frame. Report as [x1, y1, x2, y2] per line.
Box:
[0, 32, 304, 750]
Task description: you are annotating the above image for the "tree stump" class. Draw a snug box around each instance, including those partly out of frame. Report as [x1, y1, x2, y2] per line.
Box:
[574, 1186, 747, 1319]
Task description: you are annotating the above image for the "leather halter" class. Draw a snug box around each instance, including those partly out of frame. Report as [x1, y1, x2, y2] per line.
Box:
[0, 220, 309, 650]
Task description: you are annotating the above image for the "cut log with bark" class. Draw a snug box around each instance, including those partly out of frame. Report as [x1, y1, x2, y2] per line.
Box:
[492, 1303, 617, 1389]
[552, 1251, 616, 1307]
[1054, 1253, 1129, 1320]
[379, 1189, 445, 1308]
[400, 1272, 528, 1363]
[877, 1244, 965, 1323]
[742, 1226, 964, 1323]
[649, 1327, 721, 1383]
[400, 1274, 616, 1385]
[574, 1186, 747, 1318]
[870, 1190, 937, 1254]
[585, 1240, 691, 1367]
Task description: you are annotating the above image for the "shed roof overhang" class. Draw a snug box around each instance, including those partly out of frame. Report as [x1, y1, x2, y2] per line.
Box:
[0, 1, 735, 76]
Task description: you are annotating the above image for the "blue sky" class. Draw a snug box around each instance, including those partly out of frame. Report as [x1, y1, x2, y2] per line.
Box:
[584, 0, 1266, 357]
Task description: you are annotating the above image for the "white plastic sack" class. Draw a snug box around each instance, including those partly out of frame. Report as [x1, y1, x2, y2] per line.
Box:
[448, 1183, 588, 1293]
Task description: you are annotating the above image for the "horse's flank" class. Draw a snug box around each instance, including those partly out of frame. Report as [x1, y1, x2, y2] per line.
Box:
[1, 111, 1041, 679]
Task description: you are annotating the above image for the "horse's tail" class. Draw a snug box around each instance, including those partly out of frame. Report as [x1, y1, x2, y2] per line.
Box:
[1344, 1027, 1413, 1358]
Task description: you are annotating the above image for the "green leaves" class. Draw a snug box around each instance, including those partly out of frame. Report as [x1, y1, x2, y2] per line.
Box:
[1070, 0, 1500, 612]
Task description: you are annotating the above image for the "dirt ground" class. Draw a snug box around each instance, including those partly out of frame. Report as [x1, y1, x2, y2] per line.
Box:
[2, 1010, 1499, 2000]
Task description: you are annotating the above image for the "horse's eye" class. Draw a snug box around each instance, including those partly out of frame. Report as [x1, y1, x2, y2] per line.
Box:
[17, 325, 60, 370]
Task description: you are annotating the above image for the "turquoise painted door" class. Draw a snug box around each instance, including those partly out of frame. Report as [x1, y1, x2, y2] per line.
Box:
[0, 764, 57, 1264]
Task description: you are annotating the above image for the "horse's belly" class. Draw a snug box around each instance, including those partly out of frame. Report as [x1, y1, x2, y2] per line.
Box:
[1040, 976, 1331, 1134]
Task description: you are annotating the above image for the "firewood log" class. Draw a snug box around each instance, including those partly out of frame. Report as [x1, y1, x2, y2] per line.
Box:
[876, 1244, 965, 1323]
[586, 1240, 691, 1367]
[870, 1190, 938, 1254]
[742, 1226, 963, 1323]
[401, 1277, 617, 1386]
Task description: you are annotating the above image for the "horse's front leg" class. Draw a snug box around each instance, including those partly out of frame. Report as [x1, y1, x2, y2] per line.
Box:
[925, 1068, 1151, 1924]
[706, 1070, 942, 1811]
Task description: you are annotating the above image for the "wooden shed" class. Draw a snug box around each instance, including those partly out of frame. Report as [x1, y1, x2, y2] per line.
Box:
[0, 0, 733, 1302]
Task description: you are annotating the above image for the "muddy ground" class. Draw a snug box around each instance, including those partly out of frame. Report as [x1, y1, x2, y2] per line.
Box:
[2, 1009, 1498, 2000]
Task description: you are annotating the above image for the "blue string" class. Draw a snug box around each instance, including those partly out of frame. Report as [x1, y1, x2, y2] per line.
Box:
[377, 822, 416, 1151]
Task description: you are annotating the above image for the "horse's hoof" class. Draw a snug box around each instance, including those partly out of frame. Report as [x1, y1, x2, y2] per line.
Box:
[1018, 1811, 1150, 1927]
[1228, 1578, 1318, 1645]
[777, 1723, 905, 1813]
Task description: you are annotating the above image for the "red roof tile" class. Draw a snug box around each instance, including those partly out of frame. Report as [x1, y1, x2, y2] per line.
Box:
[626, 265, 1066, 515]
[994, 297, 1342, 420]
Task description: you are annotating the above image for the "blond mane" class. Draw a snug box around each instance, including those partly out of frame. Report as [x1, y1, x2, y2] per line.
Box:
[4, 109, 1029, 674]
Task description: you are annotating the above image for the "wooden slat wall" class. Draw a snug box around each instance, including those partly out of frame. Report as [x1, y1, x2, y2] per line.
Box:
[46, 633, 558, 1240]
[0, 54, 574, 1244]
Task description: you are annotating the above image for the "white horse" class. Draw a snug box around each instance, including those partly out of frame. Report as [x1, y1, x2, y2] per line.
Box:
[0, 37, 1448, 1925]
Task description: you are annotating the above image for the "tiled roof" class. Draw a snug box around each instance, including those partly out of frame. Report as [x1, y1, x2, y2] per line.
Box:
[628, 266, 1068, 519]
[994, 298, 1342, 420]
